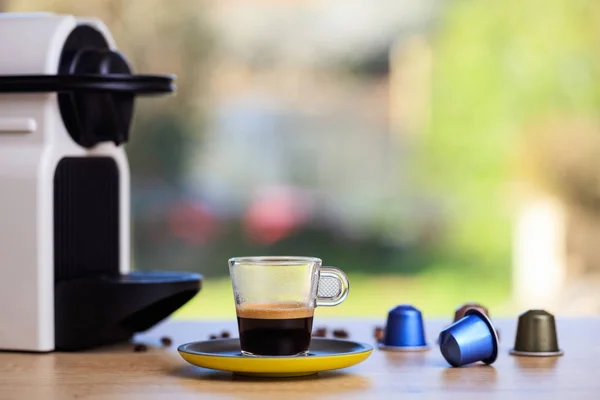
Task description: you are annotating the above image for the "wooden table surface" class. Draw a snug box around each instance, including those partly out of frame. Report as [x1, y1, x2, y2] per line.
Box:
[0, 317, 597, 399]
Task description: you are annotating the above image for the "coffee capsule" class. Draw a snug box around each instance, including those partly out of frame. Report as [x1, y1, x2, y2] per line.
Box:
[509, 309, 563, 357]
[379, 304, 429, 351]
[439, 309, 499, 367]
[453, 302, 500, 341]
[454, 303, 489, 322]
[437, 302, 498, 344]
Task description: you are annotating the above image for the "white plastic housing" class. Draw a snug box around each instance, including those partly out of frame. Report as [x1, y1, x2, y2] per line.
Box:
[0, 13, 131, 351]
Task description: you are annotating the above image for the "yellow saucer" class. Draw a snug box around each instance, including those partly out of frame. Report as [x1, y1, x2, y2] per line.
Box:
[178, 338, 373, 378]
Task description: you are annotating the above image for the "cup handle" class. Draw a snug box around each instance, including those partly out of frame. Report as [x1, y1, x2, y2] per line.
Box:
[316, 266, 350, 307]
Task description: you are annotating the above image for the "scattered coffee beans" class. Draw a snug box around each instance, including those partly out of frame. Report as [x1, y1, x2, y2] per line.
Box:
[374, 326, 385, 342]
[312, 327, 327, 337]
[220, 331, 230, 338]
[209, 334, 218, 340]
[160, 336, 173, 347]
[133, 343, 148, 352]
[332, 329, 349, 339]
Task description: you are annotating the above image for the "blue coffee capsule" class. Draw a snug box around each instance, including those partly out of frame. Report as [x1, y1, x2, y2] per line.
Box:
[379, 304, 429, 351]
[439, 308, 499, 367]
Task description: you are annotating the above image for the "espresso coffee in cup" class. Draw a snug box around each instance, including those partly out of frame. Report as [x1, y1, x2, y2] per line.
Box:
[237, 303, 313, 356]
[229, 256, 349, 356]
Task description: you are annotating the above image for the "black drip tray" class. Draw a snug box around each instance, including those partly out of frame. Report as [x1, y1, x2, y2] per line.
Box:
[55, 270, 202, 351]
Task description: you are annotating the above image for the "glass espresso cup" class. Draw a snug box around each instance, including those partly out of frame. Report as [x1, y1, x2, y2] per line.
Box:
[229, 256, 350, 356]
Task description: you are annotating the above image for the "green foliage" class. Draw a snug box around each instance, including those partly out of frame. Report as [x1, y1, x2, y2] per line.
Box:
[175, 271, 512, 319]
[417, 0, 600, 274]
[127, 114, 195, 185]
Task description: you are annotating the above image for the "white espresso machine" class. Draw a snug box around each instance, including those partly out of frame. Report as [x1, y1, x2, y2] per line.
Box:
[0, 13, 202, 352]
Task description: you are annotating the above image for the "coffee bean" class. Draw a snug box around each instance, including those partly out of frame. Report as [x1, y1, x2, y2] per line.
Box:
[332, 329, 349, 339]
[160, 336, 173, 347]
[312, 327, 327, 337]
[220, 331, 230, 338]
[133, 343, 148, 352]
[374, 326, 385, 342]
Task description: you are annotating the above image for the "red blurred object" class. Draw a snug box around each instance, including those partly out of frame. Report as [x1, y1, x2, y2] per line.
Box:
[167, 200, 220, 245]
[243, 187, 311, 244]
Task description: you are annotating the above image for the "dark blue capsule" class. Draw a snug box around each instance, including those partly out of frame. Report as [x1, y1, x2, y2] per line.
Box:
[439, 308, 499, 367]
[379, 304, 429, 351]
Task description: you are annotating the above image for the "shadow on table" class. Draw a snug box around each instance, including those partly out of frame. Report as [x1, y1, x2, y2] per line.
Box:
[169, 365, 372, 392]
[440, 364, 498, 389]
[511, 355, 560, 375]
[382, 351, 429, 368]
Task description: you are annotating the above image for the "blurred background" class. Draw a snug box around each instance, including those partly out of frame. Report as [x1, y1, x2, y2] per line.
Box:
[6, 0, 600, 320]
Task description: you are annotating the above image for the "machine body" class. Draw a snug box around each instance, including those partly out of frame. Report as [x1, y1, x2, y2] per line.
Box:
[0, 13, 201, 352]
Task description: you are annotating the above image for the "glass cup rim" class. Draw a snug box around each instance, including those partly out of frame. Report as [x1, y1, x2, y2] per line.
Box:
[229, 256, 321, 266]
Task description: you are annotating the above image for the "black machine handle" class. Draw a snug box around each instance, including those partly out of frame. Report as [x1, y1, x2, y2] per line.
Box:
[0, 74, 174, 94]
[0, 42, 177, 148]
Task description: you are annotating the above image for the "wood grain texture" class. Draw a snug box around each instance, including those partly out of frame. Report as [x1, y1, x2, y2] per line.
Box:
[0, 317, 597, 400]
